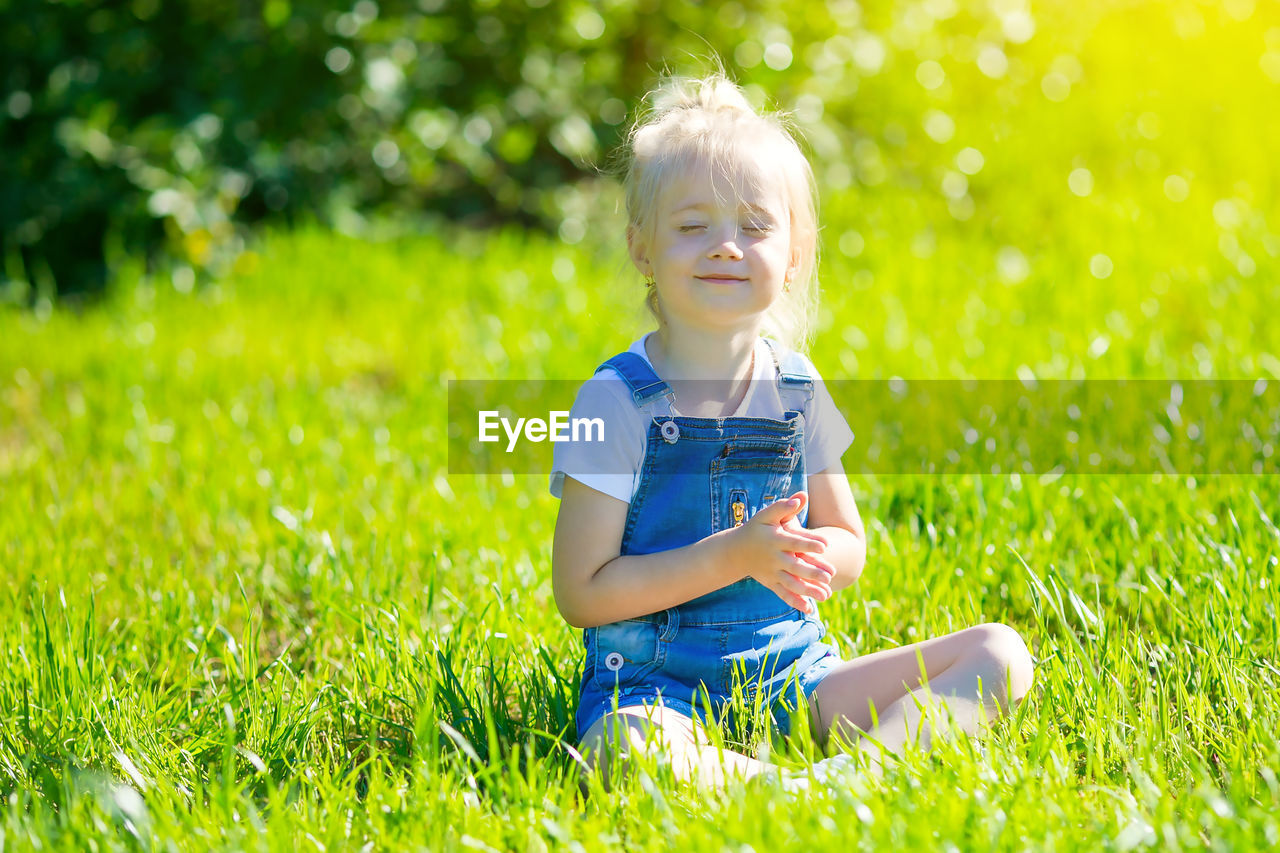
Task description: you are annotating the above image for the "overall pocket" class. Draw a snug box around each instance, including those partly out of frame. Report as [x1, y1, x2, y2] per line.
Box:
[710, 442, 802, 532]
[590, 618, 664, 689]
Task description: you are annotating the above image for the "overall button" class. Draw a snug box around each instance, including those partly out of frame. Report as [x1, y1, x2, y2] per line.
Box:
[660, 421, 680, 443]
[604, 652, 625, 671]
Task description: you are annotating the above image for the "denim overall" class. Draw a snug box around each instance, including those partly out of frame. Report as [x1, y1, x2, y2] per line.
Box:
[575, 339, 841, 741]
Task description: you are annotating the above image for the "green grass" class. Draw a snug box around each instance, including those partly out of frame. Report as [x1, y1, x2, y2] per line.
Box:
[4, 1, 1280, 849]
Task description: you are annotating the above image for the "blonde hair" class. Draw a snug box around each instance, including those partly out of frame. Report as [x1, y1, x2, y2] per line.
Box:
[620, 73, 820, 352]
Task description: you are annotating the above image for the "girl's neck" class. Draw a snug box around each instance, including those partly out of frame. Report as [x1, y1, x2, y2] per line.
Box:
[644, 324, 759, 382]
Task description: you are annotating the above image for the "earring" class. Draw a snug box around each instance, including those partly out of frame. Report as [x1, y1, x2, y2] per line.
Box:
[783, 279, 792, 293]
[644, 275, 655, 288]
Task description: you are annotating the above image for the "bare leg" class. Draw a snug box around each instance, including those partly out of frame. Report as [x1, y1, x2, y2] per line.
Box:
[807, 623, 1035, 766]
[578, 703, 775, 789]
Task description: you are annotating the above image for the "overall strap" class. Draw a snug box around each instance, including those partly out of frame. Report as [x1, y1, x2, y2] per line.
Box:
[595, 352, 676, 411]
[761, 338, 815, 414]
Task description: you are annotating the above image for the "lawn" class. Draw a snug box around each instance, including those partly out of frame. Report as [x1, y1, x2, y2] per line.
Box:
[3, 1, 1280, 849]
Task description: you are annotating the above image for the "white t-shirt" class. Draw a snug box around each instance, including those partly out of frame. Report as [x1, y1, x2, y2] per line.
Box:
[549, 334, 854, 503]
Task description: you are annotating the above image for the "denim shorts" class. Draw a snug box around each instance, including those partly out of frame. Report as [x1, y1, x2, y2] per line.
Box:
[576, 602, 843, 740]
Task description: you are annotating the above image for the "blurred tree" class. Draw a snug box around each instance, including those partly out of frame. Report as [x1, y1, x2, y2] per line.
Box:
[1, 0, 809, 299]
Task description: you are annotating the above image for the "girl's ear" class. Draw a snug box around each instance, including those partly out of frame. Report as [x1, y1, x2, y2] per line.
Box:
[626, 225, 651, 276]
[786, 243, 801, 285]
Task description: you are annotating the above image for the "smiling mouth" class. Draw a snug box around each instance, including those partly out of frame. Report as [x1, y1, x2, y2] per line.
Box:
[697, 275, 748, 283]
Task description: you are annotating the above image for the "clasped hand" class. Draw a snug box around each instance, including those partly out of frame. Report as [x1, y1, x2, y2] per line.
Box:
[723, 492, 835, 613]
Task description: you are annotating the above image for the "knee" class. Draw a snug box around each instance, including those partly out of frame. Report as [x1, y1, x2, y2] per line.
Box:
[581, 712, 647, 763]
[578, 707, 692, 788]
[971, 623, 1035, 706]
[578, 712, 643, 789]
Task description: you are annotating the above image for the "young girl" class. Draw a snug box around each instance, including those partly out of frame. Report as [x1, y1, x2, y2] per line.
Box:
[549, 74, 1034, 787]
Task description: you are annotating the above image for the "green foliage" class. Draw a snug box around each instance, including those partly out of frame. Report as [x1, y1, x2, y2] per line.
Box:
[3, 0, 823, 299]
[10, 0, 1280, 302]
[11, 0, 1277, 301]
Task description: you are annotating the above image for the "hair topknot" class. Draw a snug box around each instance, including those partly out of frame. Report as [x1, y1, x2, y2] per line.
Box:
[619, 72, 821, 352]
[647, 73, 755, 118]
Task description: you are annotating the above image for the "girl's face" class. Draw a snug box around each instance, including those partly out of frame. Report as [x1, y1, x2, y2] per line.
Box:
[631, 158, 798, 336]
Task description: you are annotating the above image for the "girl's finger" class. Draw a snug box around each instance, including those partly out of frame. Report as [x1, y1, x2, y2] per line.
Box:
[788, 548, 839, 573]
[778, 568, 829, 594]
[779, 530, 827, 553]
[771, 582, 811, 613]
[781, 517, 827, 546]
[753, 496, 805, 526]
[781, 570, 832, 602]
[788, 528, 829, 550]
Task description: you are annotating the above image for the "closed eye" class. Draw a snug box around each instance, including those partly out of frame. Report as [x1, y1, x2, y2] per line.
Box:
[678, 224, 706, 233]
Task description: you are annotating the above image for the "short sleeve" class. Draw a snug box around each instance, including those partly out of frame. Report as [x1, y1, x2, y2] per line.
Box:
[799, 354, 854, 474]
[549, 373, 645, 503]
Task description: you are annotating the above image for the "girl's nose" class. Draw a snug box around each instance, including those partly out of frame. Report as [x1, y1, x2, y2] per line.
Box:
[708, 229, 745, 259]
